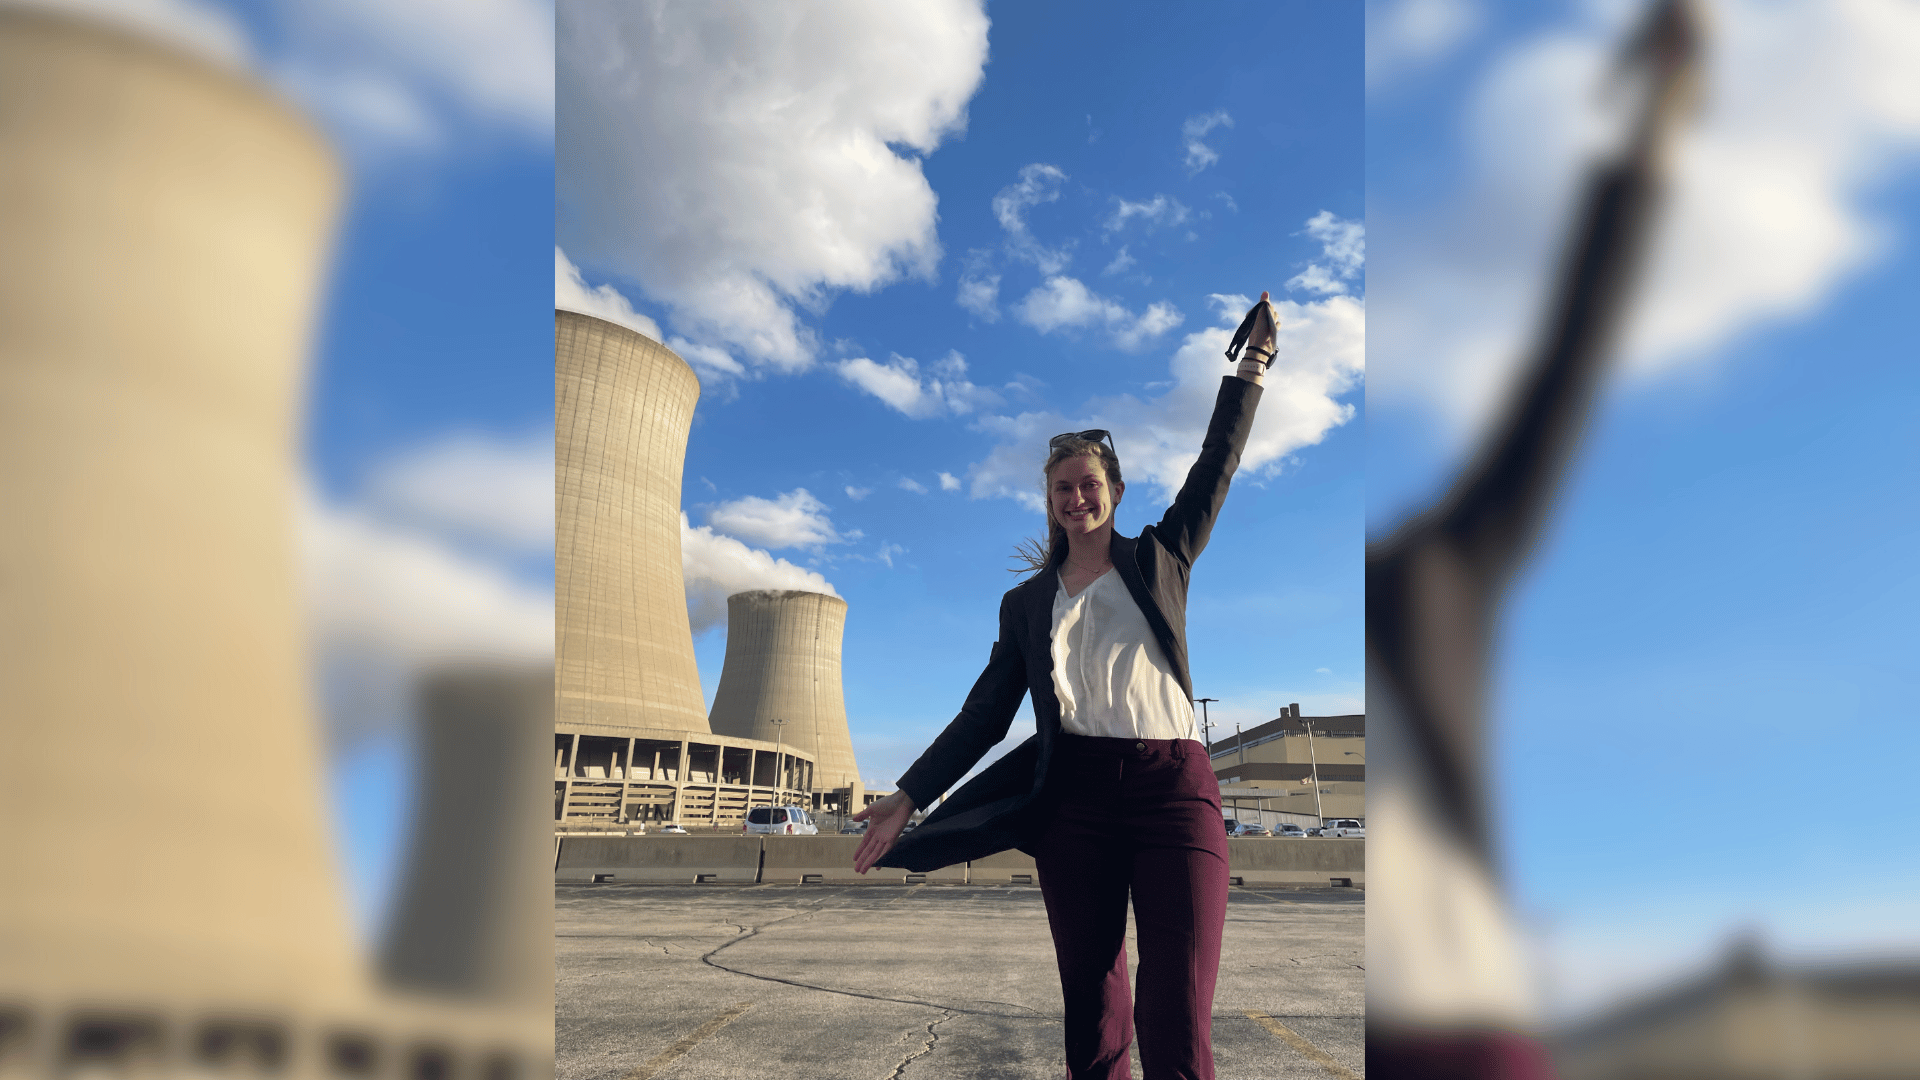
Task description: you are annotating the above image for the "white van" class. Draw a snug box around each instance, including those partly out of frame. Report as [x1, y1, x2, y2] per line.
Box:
[743, 805, 818, 836]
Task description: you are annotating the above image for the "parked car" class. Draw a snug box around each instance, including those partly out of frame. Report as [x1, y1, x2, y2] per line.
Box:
[839, 822, 867, 835]
[1222, 818, 1240, 835]
[1275, 823, 1306, 837]
[657, 824, 688, 834]
[1232, 823, 1270, 837]
[1319, 818, 1365, 838]
[744, 805, 819, 835]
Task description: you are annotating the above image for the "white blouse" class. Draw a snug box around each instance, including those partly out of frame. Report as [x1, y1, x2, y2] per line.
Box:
[1049, 570, 1198, 741]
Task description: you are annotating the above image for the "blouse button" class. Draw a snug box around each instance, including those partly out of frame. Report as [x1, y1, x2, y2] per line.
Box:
[1134, 741, 1147, 752]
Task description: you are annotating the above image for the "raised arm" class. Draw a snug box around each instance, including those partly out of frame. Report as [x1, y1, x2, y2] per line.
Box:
[1148, 375, 1264, 568]
[1145, 293, 1273, 566]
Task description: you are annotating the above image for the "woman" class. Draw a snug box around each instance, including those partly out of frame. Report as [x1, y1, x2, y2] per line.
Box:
[851, 292, 1279, 1080]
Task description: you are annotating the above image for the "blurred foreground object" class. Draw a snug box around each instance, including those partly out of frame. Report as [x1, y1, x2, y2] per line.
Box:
[0, 8, 547, 1076]
[1365, 1, 1703, 1075]
[1553, 935, 1920, 1079]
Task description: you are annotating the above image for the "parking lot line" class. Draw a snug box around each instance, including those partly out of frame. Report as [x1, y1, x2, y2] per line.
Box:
[621, 1000, 755, 1080]
[1243, 1010, 1359, 1080]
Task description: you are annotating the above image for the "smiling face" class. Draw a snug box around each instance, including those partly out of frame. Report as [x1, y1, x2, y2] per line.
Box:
[1047, 454, 1124, 539]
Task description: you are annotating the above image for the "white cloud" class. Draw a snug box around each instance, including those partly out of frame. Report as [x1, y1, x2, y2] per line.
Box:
[956, 249, 1003, 322]
[1373, 1, 1920, 438]
[1367, 0, 1482, 89]
[970, 293, 1365, 507]
[1287, 212, 1366, 296]
[845, 485, 873, 501]
[1015, 276, 1185, 350]
[876, 542, 906, 568]
[1105, 194, 1191, 235]
[556, 248, 662, 340]
[992, 163, 1074, 274]
[704, 488, 851, 550]
[664, 336, 746, 381]
[1305, 211, 1366, 277]
[1286, 265, 1347, 295]
[1214, 192, 1240, 214]
[302, 485, 553, 746]
[834, 351, 1003, 418]
[938, 472, 962, 491]
[898, 477, 929, 494]
[271, 0, 554, 157]
[680, 514, 838, 635]
[1182, 110, 1233, 174]
[1103, 246, 1137, 276]
[557, 1, 989, 371]
[363, 430, 553, 553]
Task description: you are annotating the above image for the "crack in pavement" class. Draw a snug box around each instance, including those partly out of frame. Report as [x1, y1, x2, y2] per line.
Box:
[696, 893, 1055, 1020]
[887, 1010, 955, 1080]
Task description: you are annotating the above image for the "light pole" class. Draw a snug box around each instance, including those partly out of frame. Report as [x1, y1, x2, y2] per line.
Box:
[1195, 697, 1218, 757]
[769, 718, 790, 804]
[1302, 716, 1324, 828]
[1235, 723, 1245, 768]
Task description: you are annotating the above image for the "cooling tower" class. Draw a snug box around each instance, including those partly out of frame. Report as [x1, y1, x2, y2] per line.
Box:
[382, 664, 554, 1009]
[0, 0, 358, 1011]
[707, 590, 862, 793]
[556, 310, 711, 735]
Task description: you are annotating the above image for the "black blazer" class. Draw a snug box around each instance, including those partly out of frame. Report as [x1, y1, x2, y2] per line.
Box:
[880, 376, 1263, 873]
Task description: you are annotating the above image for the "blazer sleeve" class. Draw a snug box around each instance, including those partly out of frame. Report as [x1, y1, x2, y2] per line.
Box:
[1146, 375, 1263, 568]
[893, 591, 1030, 811]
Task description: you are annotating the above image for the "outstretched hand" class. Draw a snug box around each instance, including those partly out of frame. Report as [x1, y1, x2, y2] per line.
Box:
[851, 789, 917, 874]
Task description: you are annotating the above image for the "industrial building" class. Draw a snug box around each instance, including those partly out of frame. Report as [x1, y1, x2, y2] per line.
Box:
[0, 10, 547, 1074]
[1210, 705, 1366, 830]
[553, 312, 876, 829]
[1551, 937, 1920, 1080]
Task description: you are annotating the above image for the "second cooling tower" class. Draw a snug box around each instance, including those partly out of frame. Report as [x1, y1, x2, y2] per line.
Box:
[707, 590, 861, 793]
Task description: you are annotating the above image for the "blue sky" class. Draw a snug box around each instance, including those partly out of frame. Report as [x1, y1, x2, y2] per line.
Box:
[1367, 0, 1920, 1016]
[558, 1, 1364, 806]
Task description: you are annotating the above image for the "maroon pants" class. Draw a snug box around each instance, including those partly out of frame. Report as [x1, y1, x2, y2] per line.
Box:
[1033, 735, 1230, 1080]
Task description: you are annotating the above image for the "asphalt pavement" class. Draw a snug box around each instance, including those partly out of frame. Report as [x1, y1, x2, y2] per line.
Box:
[557, 882, 1363, 1079]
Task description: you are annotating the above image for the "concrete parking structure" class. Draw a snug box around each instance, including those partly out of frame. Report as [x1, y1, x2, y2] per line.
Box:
[558, 883, 1363, 1079]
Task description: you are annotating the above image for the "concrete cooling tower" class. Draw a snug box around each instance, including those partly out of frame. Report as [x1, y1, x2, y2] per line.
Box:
[0, 11, 548, 1076]
[708, 590, 862, 793]
[556, 309, 710, 735]
[0, 4, 357, 1010]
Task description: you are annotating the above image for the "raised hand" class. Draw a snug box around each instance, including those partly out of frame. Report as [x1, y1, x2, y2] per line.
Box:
[1234, 290, 1278, 384]
[850, 789, 917, 874]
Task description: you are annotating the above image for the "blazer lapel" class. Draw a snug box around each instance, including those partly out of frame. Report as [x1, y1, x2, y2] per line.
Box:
[1024, 565, 1059, 709]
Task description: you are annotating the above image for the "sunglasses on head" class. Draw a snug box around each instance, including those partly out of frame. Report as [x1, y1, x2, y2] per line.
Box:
[1049, 429, 1117, 458]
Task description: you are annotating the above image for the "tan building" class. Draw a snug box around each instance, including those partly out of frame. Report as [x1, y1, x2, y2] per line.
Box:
[1210, 705, 1365, 829]
[555, 309, 710, 737]
[553, 313, 830, 828]
[0, 10, 546, 1074]
[1552, 937, 1920, 1080]
[707, 589, 864, 800]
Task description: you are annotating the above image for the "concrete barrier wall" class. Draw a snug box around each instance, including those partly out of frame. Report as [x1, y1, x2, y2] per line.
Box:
[555, 836, 762, 884]
[1226, 838, 1364, 887]
[966, 849, 1039, 885]
[759, 836, 965, 886]
[555, 836, 1362, 886]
